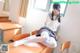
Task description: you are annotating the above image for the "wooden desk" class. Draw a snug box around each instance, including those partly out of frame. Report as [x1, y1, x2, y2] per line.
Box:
[0, 22, 22, 43]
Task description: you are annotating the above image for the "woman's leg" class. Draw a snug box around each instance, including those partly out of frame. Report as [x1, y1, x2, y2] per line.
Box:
[13, 38, 27, 47]
[41, 37, 57, 48]
[13, 35, 46, 47]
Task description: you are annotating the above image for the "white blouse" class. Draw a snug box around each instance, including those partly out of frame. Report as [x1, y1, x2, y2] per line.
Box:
[45, 15, 60, 32]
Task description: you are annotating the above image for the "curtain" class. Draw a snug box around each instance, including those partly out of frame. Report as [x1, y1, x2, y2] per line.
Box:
[19, 0, 28, 17]
[3, 0, 9, 11]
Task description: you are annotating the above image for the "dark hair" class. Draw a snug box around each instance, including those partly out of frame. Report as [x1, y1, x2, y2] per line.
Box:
[53, 3, 60, 10]
[51, 3, 61, 22]
[51, 12, 60, 22]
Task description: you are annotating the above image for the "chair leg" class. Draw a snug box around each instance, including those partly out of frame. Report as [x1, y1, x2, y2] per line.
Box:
[60, 49, 69, 53]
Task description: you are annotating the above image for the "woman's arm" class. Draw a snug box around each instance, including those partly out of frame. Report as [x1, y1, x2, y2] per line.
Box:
[45, 17, 48, 25]
[44, 13, 51, 26]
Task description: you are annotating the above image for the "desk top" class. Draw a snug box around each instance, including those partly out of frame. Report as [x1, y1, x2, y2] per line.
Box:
[0, 22, 22, 30]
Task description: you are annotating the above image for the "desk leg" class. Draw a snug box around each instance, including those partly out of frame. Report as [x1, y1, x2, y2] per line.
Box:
[0, 30, 4, 43]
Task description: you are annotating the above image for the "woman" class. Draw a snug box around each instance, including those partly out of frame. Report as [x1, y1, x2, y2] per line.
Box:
[35, 3, 61, 48]
[13, 3, 60, 48]
[45, 3, 60, 32]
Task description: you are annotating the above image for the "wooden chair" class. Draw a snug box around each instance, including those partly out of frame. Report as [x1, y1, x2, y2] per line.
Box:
[60, 41, 71, 53]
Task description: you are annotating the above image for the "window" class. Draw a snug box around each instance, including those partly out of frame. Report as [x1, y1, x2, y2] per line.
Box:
[34, 0, 50, 11]
[60, 0, 68, 16]
[50, 0, 69, 16]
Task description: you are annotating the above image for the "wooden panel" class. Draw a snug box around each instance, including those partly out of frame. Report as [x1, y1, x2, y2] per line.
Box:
[0, 22, 22, 43]
[0, 22, 21, 30]
[3, 29, 21, 43]
[0, 11, 10, 22]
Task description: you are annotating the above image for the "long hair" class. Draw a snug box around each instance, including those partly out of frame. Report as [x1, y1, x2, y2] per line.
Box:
[51, 3, 61, 22]
[51, 11, 60, 22]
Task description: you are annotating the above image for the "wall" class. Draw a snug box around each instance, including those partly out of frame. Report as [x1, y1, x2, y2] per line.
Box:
[19, 0, 48, 33]
[9, 0, 21, 23]
[58, 4, 80, 53]
[9, 0, 48, 33]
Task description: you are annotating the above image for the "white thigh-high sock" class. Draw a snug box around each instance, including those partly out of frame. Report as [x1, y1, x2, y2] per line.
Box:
[41, 37, 57, 48]
[13, 38, 27, 47]
[13, 35, 45, 47]
[24, 35, 46, 43]
[13, 36, 36, 47]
